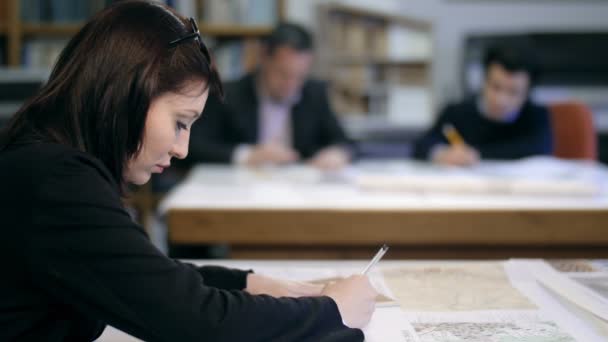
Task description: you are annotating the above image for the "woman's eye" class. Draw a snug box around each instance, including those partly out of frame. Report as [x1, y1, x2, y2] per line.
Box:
[176, 121, 188, 131]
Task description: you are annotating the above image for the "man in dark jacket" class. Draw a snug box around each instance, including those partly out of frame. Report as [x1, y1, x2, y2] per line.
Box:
[413, 46, 553, 166]
[186, 23, 350, 170]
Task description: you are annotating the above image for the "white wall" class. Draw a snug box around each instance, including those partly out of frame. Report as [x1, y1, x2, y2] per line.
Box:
[286, 0, 608, 108]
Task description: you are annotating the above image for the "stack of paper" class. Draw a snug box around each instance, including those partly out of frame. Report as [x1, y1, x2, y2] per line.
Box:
[355, 157, 607, 197]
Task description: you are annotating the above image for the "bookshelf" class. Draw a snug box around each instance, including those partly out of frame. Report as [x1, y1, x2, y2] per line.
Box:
[1, 0, 285, 75]
[9, 16, 275, 39]
[0, 0, 6, 32]
[316, 4, 434, 138]
[22, 23, 82, 36]
[196, 0, 285, 81]
[198, 24, 273, 37]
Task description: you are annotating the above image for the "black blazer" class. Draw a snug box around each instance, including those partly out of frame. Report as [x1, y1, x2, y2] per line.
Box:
[185, 73, 350, 164]
[0, 141, 363, 341]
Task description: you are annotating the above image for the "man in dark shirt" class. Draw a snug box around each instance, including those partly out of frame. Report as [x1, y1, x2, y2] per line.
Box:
[413, 46, 553, 166]
[186, 23, 351, 170]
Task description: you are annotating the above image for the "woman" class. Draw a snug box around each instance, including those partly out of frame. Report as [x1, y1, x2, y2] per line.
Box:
[0, 1, 377, 341]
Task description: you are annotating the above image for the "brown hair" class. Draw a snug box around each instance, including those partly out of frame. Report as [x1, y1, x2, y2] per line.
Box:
[0, 0, 222, 188]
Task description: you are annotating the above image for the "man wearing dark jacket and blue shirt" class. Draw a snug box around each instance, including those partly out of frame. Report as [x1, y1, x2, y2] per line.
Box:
[413, 46, 553, 166]
[186, 22, 351, 170]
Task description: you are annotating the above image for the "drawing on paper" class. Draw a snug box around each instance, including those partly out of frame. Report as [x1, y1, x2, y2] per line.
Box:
[549, 259, 597, 273]
[382, 262, 536, 311]
[401, 321, 575, 342]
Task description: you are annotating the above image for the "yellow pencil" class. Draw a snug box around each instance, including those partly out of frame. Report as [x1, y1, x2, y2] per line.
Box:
[442, 124, 465, 146]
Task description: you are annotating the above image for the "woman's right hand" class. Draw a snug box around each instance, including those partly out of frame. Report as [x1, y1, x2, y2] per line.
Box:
[321, 275, 378, 328]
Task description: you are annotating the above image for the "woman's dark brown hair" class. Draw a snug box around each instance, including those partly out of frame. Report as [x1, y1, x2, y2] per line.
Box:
[0, 0, 222, 188]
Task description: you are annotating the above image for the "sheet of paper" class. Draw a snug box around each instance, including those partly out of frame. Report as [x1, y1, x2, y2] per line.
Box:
[557, 261, 608, 336]
[524, 260, 608, 321]
[364, 306, 410, 342]
[381, 262, 536, 312]
[403, 320, 575, 342]
[97, 326, 142, 341]
[507, 260, 608, 341]
[548, 259, 600, 273]
[381, 260, 605, 341]
[572, 274, 608, 301]
[355, 157, 607, 197]
[593, 260, 608, 271]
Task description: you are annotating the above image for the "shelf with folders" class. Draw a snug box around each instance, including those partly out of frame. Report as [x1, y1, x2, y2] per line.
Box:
[316, 3, 434, 134]
[21, 23, 82, 36]
[196, 0, 284, 34]
[0, 0, 8, 32]
[0, 0, 7, 32]
[199, 24, 273, 37]
[2, 0, 284, 76]
[16, 22, 272, 37]
[328, 56, 429, 66]
[18, 22, 273, 38]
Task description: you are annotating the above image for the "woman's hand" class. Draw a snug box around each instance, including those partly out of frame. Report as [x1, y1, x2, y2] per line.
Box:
[245, 273, 324, 298]
[321, 275, 378, 328]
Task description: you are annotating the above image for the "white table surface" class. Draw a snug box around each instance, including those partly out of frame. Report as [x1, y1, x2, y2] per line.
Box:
[160, 158, 608, 213]
[96, 259, 608, 342]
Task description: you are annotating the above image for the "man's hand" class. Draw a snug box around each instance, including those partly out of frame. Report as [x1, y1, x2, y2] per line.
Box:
[432, 144, 480, 166]
[245, 144, 300, 166]
[309, 146, 350, 171]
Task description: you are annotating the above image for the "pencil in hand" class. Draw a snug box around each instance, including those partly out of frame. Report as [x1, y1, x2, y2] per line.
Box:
[442, 124, 465, 146]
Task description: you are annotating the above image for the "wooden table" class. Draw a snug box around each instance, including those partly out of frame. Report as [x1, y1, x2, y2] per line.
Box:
[160, 160, 608, 259]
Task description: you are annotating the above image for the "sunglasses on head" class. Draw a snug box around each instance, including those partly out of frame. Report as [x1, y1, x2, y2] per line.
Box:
[168, 17, 211, 64]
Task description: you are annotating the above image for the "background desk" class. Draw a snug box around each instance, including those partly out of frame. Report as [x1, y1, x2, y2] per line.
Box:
[160, 160, 608, 259]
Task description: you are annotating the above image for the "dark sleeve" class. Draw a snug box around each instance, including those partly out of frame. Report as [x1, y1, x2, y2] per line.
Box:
[316, 83, 350, 149]
[477, 107, 554, 160]
[194, 265, 251, 290]
[187, 95, 238, 164]
[26, 153, 362, 342]
[412, 106, 451, 160]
